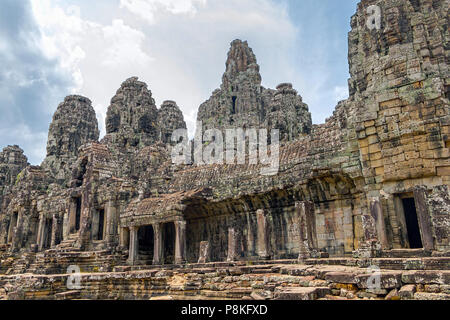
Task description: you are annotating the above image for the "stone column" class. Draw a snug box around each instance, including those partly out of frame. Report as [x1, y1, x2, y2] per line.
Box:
[295, 201, 318, 260]
[256, 209, 270, 260]
[37, 214, 46, 251]
[370, 197, 389, 249]
[68, 198, 77, 234]
[7, 212, 18, 244]
[11, 209, 24, 252]
[227, 227, 238, 262]
[50, 214, 58, 248]
[153, 223, 163, 265]
[105, 201, 117, 246]
[246, 213, 255, 257]
[354, 198, 382, 258]
[119, 227, 129, 249]
[174, 220, 187, 264]
[127, 226, 139, 265]
[413, 186, 434, 251]
[198, 241, 210, 263]
[62, 207, 70, 241]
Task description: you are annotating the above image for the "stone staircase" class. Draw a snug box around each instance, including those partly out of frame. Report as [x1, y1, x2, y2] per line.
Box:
[2, 234, 127, 276]
[380, 249, 433, 258]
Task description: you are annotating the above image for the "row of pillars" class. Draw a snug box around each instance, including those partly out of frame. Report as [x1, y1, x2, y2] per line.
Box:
[226, 209, 272, 262]
[127, 220, 187, 265]
[128, 202, 318, 265]
[227, 204, 318, 262]
[128, 202, 317, 265]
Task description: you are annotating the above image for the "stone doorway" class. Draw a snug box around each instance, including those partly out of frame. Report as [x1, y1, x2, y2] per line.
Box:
[74, 197, 81, 232]
[138, 225, 154, 265]
[163, 222, 175, 264]
[402, 198, 423, 249]
[98, 209, 105, 240]
[43, 218, 53, 249]
[92, 208, 106, 241]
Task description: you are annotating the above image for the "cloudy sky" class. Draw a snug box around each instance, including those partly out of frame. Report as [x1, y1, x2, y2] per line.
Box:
[0, 0, 359, 165]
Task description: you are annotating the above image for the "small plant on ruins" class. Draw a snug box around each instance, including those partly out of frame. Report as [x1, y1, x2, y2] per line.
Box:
[15, 170, 25, 186]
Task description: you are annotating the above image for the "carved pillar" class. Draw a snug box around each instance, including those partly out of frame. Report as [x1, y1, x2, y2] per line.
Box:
[11, 209, 24, 252]
[174, 220, 187, 264]
[413, 186, 434, 251]
[105, 201, 117, 246]
[370, 197, 389, 249]
[354, 197, 383, 258]
[256, 209, 270, 260]
[153, 223, 163, 265]
[68, 198, 77, 234]
[246, 213, 255, 257]
[296, 201, 318, 260]
[127, 226, 139, 265]
[227, 227, 238, 262]
[50, 214, 59, 248]
[7, 212, 18, 244]
[119, 227, 129, 249]
[63, 206, 70, 241]
[198, 241, 210, 263]
[37, 214, 46, 251]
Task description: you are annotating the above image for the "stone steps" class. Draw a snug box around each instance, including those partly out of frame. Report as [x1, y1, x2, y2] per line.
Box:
[273, 287, 331, 300]
[1, 263, 449, 300]
[380, 249, 432, 258]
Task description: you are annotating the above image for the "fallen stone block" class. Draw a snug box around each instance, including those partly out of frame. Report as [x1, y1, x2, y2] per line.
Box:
[356, 271, 402, 289]
[402, 271, 450, 285]
[414, 292, 450, 300]
[324, 272, 359, 284]
[274, 287, 331, 300]
[399, 285, 416, 299]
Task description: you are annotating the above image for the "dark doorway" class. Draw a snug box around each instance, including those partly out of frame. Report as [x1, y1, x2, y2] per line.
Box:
[232, 96, 237, 114]
[75, 197, 81, 231]
[44, 219, 53, 249]
[5, 220, 10, 243]
[138, 226, 154, 265]
[163, 223, 175, 264]
[97, 209, 105, 240]
[402, 198, 423, 249]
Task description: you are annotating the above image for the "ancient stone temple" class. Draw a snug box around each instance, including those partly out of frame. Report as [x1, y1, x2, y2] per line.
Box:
[0, 0, 449, 300]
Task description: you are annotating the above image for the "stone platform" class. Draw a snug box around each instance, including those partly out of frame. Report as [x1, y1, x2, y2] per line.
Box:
[1, 257, 449, 300]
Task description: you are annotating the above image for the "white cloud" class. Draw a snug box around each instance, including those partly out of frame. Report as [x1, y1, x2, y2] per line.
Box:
[28, 0, 299, 142]
[102, 19, 153, 67]
[29, 0, 153, 137]
[120, 0, 207, 24]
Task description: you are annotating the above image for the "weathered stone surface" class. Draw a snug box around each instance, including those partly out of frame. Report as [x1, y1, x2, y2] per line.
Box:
[41, 95, 99, 185]
[197, 40, 311, 143]
[274, 286, 331, 300]
[402, 271, 450, 285]
[104, 77, 158, 150]
[399, 284, 416, 299]
[157, 101, 187, 145]
[356, 271, 403, 289]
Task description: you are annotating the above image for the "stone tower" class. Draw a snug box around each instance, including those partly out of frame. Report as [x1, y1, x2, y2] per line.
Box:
[105, 77, 159, 150]
[41, 95, 99, 185]
[197, 39, 312, 142]
[157, 100, 187, 145]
